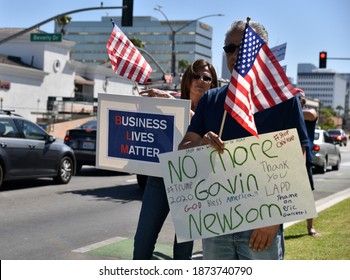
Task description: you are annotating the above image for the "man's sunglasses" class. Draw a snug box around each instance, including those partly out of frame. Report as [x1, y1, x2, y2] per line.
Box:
[193, 73, 212, 83]
[223, 43, 240, 53]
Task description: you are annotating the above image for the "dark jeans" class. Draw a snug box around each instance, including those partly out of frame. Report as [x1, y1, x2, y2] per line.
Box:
[133, 176, 193, 260]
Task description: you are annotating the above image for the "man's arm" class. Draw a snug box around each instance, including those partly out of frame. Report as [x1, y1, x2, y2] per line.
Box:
[178, 131, 225, 152]
[178, 131, 203, 150]
[303, 108, 318, 121]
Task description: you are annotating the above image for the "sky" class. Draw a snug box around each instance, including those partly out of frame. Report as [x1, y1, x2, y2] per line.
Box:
[1, 0, 349, 82]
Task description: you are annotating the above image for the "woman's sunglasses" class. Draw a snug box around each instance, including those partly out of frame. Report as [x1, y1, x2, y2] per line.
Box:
[193, 73, 212, 83]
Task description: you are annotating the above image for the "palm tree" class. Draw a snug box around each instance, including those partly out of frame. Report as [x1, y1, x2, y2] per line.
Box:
[336, 105, 344, 117]
[56, 15, 72, 35]
[130, 37, 144, 48]
[178, 59, 190, 73]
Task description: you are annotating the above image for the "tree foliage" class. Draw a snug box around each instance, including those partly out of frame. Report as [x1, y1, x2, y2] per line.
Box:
[130, 37, 144, 48]
[319, 108, 336, 131]
[56, 15, 72, 35]
[178, 59, 190, 73]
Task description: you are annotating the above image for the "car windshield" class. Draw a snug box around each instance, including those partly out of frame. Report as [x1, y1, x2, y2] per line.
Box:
[328, 130, 341, 135]
[80, 120, 97, 129]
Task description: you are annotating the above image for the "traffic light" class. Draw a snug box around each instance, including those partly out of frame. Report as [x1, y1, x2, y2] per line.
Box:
[319, 51, 327, 68]
[122, 0, 133, 26]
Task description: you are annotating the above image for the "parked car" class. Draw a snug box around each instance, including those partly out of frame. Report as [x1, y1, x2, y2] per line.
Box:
[327, 128, 347, 146]
[0, 111, 75, 189]
[64, 119, 151, 189]
[64, 119, 97, 173]
[312, 129, 341, 173]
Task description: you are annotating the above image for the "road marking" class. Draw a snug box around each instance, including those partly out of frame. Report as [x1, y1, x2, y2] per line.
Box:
[72, 236, 127, 253]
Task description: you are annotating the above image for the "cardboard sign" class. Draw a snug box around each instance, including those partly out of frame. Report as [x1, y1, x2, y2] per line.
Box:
[96, 93, 190, 177]
[159, 129, 317, 242]
[271, 42, 287, 62]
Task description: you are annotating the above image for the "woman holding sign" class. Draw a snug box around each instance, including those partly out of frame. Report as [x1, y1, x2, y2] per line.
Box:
[133, 59, 219, 260]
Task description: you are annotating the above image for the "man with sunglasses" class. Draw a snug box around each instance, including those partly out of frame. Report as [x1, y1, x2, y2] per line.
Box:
[178, 20, 309, 260]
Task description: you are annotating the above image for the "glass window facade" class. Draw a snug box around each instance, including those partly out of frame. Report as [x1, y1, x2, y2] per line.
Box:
[56, 16, 213, 77]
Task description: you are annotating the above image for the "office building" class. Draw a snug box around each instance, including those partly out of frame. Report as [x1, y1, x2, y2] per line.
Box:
[55, 16, 214, 78]
[297, 63, 350, 117]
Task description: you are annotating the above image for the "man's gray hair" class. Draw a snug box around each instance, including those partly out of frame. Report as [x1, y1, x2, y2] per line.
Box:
[225, 20, 269, 44]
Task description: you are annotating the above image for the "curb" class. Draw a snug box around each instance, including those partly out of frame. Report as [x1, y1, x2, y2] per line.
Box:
[284, 187, 350, 228]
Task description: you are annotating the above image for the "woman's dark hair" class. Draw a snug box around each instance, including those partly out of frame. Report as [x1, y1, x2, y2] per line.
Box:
[180, 59, 218, 100]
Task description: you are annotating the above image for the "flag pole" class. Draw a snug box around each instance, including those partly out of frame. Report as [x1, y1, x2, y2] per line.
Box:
[134, 81, 141, 95]
[246, 16, 251, 24]
[219, 111, 226, 138]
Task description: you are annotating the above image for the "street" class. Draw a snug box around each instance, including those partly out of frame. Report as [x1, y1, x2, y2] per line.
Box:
[0, 145, 349, 260]
[0, 170, 143, 259]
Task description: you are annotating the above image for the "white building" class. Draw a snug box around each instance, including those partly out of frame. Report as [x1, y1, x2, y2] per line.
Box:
[297, 63, 349, 113]
[0, 28, 135, 124]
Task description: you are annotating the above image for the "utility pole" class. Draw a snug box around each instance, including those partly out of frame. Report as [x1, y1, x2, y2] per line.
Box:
[154, 6, 223, 75]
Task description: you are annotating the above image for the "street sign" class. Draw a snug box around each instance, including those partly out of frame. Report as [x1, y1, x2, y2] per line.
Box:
[30, 33, 62, 42]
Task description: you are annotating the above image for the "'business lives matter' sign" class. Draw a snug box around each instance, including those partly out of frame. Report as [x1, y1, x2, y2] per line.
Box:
[97, 93, 190, 177]
[158, 129, 317, 242]
[107, 110, 174, 163]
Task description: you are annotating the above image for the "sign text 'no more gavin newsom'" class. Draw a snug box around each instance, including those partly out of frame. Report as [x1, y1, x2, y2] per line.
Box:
[159, 129, 317, 243]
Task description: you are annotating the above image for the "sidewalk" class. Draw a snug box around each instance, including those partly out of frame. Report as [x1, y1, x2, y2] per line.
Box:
[73, 187, 350, 260]
[284, 187, 350, 228]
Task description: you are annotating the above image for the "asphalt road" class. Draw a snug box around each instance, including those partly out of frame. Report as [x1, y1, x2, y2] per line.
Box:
[0, 145, 349, 260]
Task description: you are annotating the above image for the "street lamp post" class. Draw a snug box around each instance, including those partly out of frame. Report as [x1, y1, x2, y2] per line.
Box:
[154, 6, 223, 75]
[0, 6, 126, 45]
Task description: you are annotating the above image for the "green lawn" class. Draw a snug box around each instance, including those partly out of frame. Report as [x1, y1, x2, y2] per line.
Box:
[284, 198, 350, 260]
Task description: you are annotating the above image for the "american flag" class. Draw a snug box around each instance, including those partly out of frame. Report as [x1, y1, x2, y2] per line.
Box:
[106, 23, 152, 84]
[224, 24, 298, 137]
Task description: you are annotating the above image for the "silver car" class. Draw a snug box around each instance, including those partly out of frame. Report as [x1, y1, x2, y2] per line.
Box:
[312, 129, 341, 173]
[0, 111, 76, 189]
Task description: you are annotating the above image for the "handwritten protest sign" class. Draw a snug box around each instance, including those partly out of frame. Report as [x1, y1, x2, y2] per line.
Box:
[158, 129, 317, 242]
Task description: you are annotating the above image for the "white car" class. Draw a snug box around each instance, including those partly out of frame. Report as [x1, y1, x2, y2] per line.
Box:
[312, 129, 341, 173]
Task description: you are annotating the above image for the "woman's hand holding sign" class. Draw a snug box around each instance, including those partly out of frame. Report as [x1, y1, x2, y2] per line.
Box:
[139, 88, 176, 99]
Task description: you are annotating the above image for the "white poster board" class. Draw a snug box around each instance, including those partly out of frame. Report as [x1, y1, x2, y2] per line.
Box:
[159, 129, 317, 242]
[271, 42, 287, 62]
[96, 93, 190, 177]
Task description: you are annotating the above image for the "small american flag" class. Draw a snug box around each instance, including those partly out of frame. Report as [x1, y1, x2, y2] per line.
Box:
[106, 23, 152, 84]
[224, 24, 297, 137]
